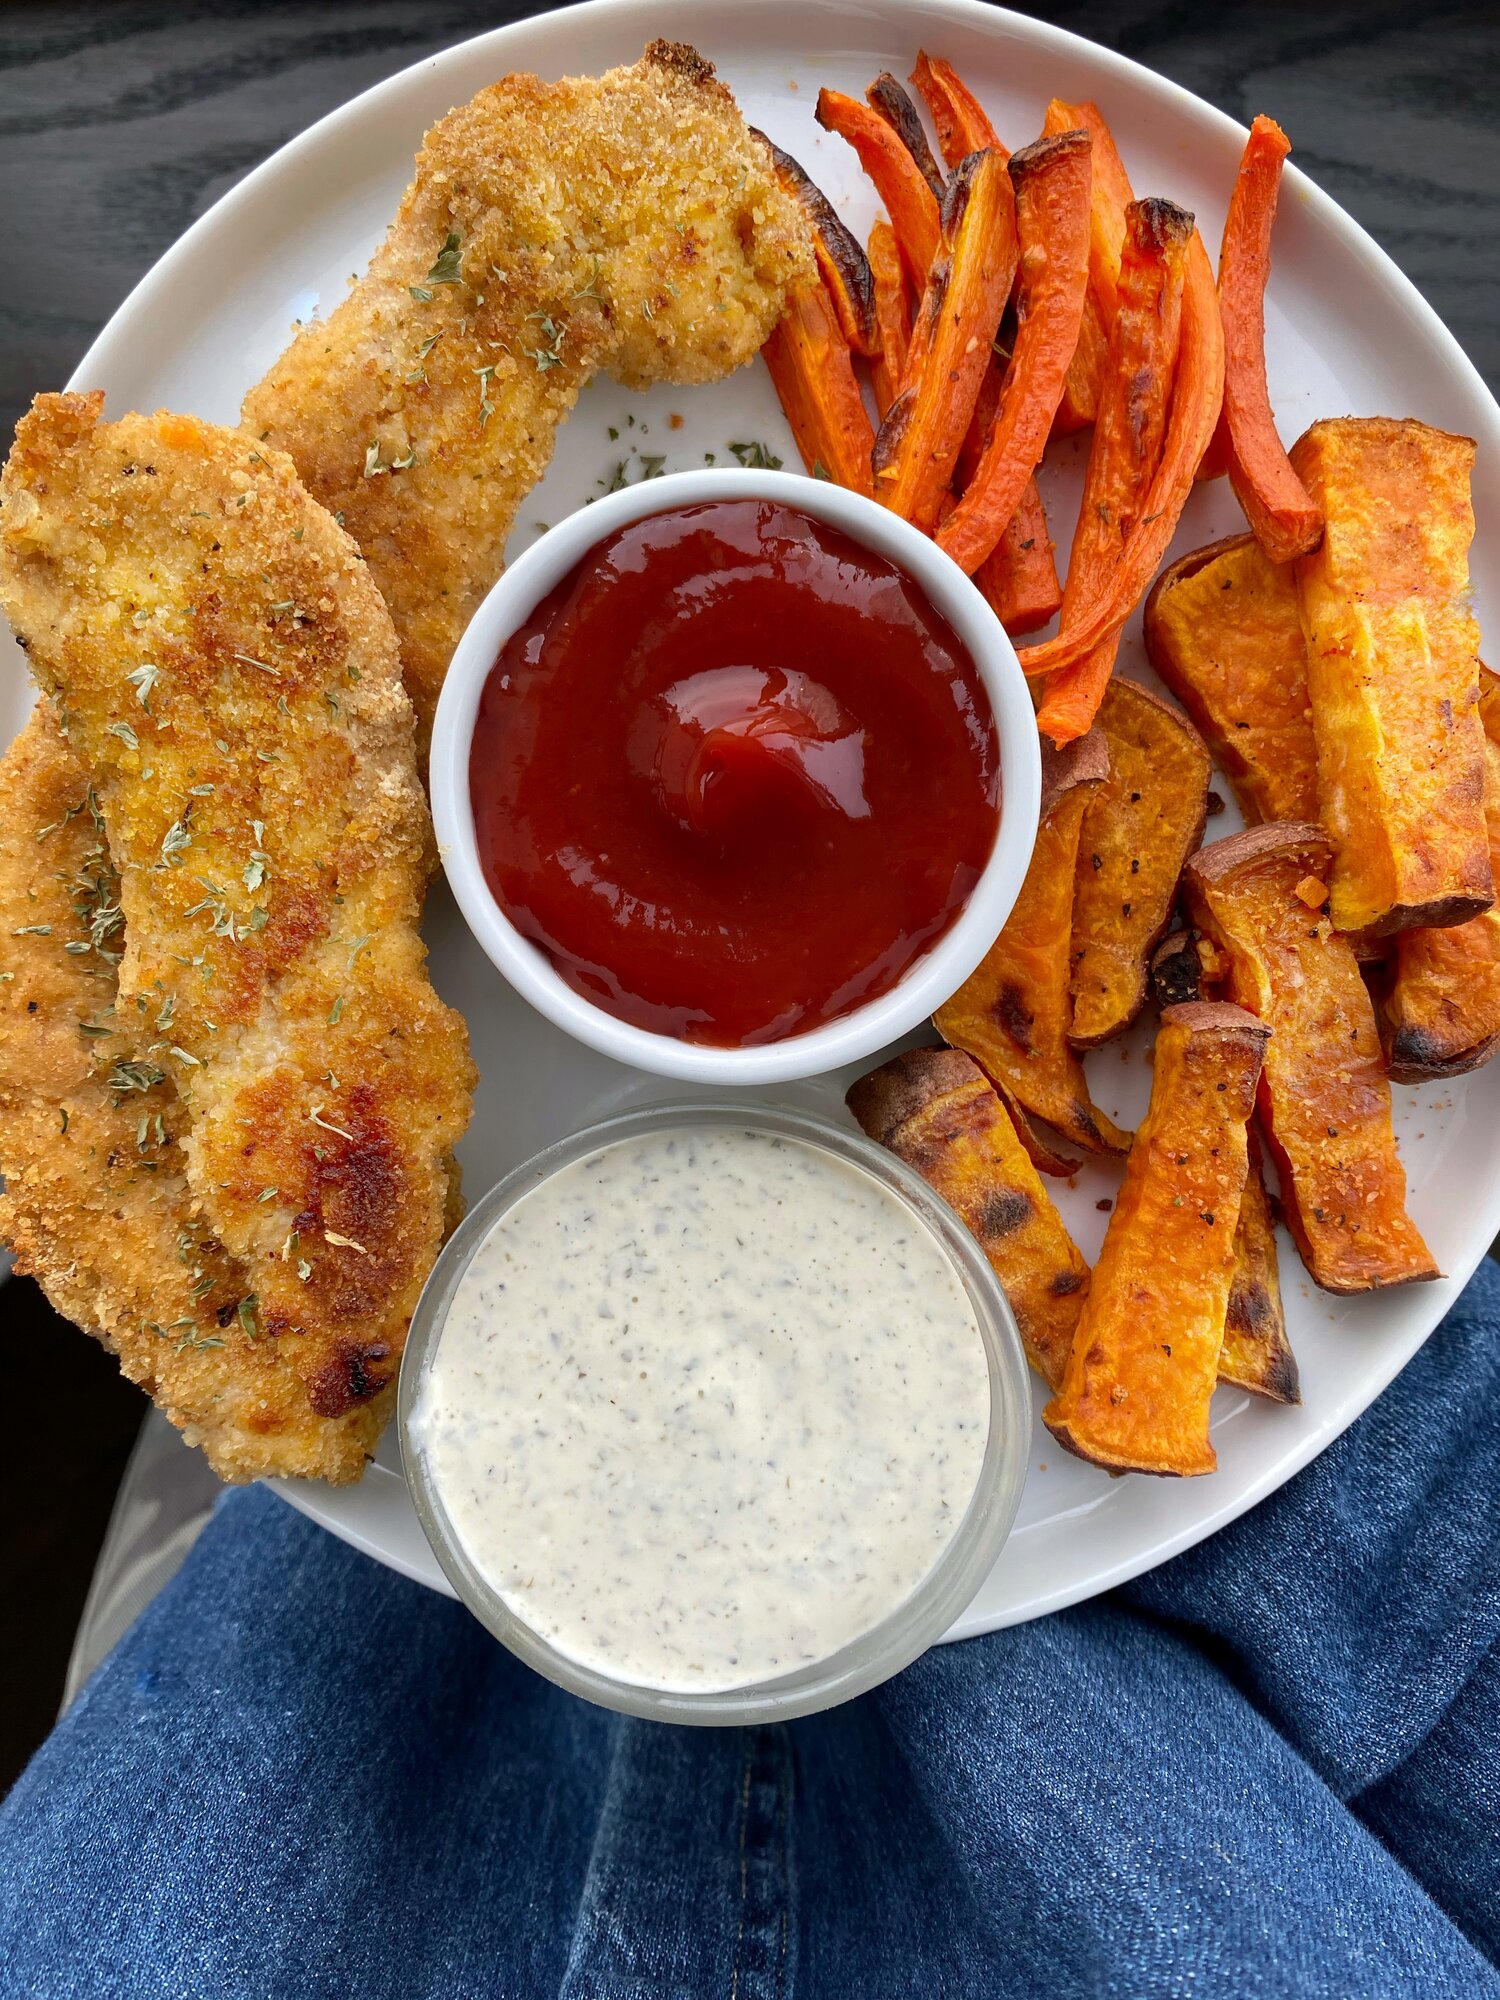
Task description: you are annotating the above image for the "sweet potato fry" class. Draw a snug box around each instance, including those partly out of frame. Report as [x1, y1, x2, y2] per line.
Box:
[1035, 197, 1194, 742]
[1218, 116, 1323, 563]
[761, 136, 879, 357]
[1043, 1002, 1269, 1477]
[911, 52, 1003, 167]
[936, 130, 1094, 575]
[1220, 1131, 1299, 1405]
[1143, 533, 1319, 825]
[1185, 824, 1438, 1293]
[1290, 417, 1490, 937]
[868, 72, 947, 201]
[935, 733, 1131, 1159]
[975, 482, 1063, 636]
[1149, 929, 1207, 1011]
[847, 1047, 1090, 1388]
[1018, 229, 1225, 680]
[867, 220, 911, 415]
[761, 278, 876, 495]
[873, 149, 1016, 533]
[1070, 680, 1211, 1046]
[1381, 669, 1500, 1081]
[816, 87, 940, 290]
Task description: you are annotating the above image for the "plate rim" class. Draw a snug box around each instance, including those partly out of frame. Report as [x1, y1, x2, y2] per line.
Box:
[40, 0, 1500, 1630]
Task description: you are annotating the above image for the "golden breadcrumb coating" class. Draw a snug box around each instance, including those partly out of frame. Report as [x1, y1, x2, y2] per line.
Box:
[0, 394, 475, 1473]
[0, 710, 395, 1480]
[242, 39, 811, 743]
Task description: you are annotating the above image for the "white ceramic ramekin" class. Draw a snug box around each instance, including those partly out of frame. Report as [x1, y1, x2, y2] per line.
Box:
[429, 468, 1041, 1085]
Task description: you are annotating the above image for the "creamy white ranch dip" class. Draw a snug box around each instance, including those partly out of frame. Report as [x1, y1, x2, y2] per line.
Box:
[410, 1125, 991, 1694]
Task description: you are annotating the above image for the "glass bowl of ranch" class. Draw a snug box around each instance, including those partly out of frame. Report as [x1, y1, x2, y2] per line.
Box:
[399, 1101, 1031, 1724]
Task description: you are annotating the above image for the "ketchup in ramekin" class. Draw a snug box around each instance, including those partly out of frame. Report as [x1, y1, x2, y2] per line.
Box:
[468, 498, 1000, 1047]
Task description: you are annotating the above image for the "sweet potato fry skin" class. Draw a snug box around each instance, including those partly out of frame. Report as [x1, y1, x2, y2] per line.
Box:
[1143, 533, 1319, 825]
[1044, 1002, 1269, 1477]
[936, 131, 1094, 576]
[761, 278, 877, 495]
[848, 1047, 1090, 1388]
[1381, 670, 1500, 1081]
[1219, 1130, 1299, 1404]
[935, 734, 1131, 1158]
[1070, 681, 1211, 1046]
[1217, 116, 1323, 563]
[1290, 417, 1490, 937]
[874, 149, 1016, 533]
[1185, 824, 1438, 1293]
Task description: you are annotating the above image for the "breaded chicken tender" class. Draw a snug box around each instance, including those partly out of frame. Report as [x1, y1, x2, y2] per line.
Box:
[0, 711, 392, 1480]
[242, 39, 811, 742]
[0, 394, 474, 1468]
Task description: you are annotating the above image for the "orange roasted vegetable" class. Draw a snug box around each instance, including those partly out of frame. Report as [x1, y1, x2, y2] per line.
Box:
[1143, 533, 1319, 825]
[911, 52, 1003, 167]
[1070, 679, 1211, 1046]
[760, 279, 876, 496]
[867, 220, 911, 416]
[1381, 669, 1500, 1081]
[816, 87, 940, 291]
[1051, 98, 1134, 327]
[1043, 1001, 1269, 1477]
[937, 130, 1094, 576]
[1041, 97, 1123, 434]
[1290, 417, 1490, 937]
[867, 72, 947, 201]
[1217, 116, 1323, 564]
[935, 733, 1131, 1159]
[847, 1047, 1090, 1388]
[873, 149, 1016, 533]
[1185, 823, 1438, 1293]
[1220, 1131, 1299, 1405]
[975, 481, 1063, 637]
[1036, 197, 1193, 742]
[762, 136, 879, 357]
[1018, 229, 1225, 680]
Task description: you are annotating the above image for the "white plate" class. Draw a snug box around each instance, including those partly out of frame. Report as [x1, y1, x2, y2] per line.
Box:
[12, 0, 1500, 1633]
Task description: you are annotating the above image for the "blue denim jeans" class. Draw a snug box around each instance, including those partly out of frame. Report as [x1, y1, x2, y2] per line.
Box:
[3, 1260, 1499, 2000]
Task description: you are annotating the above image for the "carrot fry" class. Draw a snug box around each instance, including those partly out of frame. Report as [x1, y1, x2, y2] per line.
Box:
[910, 52, 1005, 167]
[816, 88, 940, 291]
[868, 72, 947, 201]
[1052, 290, 1108, 436]
[1218, 115, 1323, 562]
[1037, 197, 1194, 742]
[761, 135, 880, 358]
[873, 150, 1017, 533]
[868, 220, 911, 416]
[936, 130, 1094, 575]
[761, 280, 876, 496]
[975, 482, 1062, 636]
[1196, 407, 1232, 482]
[1018, 227, 1225, 679]
[1046, 99, 1133, 327]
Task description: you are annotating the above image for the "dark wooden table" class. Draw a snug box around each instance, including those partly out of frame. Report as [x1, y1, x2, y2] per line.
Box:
[1, 0, 1496, 1793]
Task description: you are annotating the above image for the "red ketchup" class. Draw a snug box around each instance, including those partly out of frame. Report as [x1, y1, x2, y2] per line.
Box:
[470, 499, 1000, 1046]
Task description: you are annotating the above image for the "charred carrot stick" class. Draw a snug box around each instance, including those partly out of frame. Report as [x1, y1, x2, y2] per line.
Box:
[868, 72, 947, 201]
[868, 220, 911, 416]
[761, 280, 876, 497]
[1217, 115, 1323, 561]
[976, 483, 1063, 635]
[911, 52, 1005, 167]
[1018, 227, 1225, 680]
[761, 136, 880, 358]
[936, 130, 1094, 576]
[873, 149, 1016, 533]
[816, 88, 940, 291]
[1036, 198, 1194, 741]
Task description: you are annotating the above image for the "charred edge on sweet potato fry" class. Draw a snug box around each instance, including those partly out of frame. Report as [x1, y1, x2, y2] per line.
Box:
[816, 87, 940, 291]
[1185, 822, 1438, 1293]
[1290, 417, 1491, 938]
[1220, 1129, 1299, 1404]
[1070, 679, 1212, 1047]
[759, 135, 880, 357]
[847, 1046, 1089, 1388]
[1043, 1002, 1269, 1478]
[867, 72, 948, 202]
[935, 732, 1131, 1160]
[1149, 930, 1204, 1012]
[1143, 532, 1319, 826]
